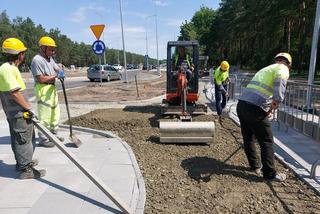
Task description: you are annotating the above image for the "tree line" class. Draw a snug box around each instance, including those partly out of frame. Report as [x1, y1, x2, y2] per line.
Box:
[0, 10, 157, 70]
[179, 0, 318, 73]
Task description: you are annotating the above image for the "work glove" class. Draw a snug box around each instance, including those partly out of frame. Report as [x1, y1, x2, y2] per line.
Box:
[23, 109, 37, 120]
[57, 70, 65, 79]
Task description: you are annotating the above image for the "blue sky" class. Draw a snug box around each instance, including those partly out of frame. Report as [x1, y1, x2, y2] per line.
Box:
[1, 0, 220, 60]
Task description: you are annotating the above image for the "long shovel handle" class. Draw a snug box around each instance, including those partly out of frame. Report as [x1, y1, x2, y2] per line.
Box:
[59, 78, 73, 136]
[32, 118, 132, 214]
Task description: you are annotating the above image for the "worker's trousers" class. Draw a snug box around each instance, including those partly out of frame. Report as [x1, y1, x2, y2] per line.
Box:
[7, 117, 35, 170]
[214, 84, 228, 115]
[236, 100, 276, 179]
[35, 84, 60, 142]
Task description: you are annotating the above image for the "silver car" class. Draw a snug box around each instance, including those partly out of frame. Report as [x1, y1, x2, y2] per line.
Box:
[87, 64, 122, 82]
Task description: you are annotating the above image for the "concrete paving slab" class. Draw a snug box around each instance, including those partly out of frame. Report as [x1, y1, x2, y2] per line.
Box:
[0, 208, 29, 214]
[28, 191, 84, 214]
[0, 119, 145, 214]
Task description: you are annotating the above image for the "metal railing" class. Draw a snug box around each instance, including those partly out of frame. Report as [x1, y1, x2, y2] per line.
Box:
[228, 74, 320, 142]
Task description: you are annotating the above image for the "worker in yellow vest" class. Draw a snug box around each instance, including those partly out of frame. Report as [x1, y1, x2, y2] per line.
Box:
[31, 36, 65, 147]
[0, 38, 45, 179]
[214, 61, 230, 119]
[236, 53, 292, 182]
[173, 46, 194, 81]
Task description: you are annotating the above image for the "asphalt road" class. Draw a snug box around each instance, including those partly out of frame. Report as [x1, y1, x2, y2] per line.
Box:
[0, 69, 160, 110]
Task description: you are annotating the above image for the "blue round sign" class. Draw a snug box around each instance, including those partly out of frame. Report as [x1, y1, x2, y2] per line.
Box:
[92, 40, 106, 55]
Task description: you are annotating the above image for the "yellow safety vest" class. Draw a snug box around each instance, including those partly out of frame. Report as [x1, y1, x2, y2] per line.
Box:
[174, 54, 191, 68]
[214, 66, 229, 85]
[246, 64, 289, 99]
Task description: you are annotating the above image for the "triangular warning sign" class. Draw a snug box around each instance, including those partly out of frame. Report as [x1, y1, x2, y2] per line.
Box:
[90, 24, 105, 40]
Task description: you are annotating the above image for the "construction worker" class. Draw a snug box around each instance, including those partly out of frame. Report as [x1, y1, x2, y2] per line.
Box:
[31, 36, 65, 147]
[0, 38, 46, 179]
[236, 53, 292, 182]
[173, 46, 194, 81]
[214, 60, 230, 119]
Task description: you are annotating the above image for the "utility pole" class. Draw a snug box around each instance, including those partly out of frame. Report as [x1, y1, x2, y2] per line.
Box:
[119, 0, 128, 83]
[155, 14, 160, 76]
[307, 0, 320, 107]
[145, 17, 149, 72]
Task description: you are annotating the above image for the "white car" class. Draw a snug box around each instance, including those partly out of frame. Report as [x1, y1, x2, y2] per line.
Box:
[113, 64, 123, 71]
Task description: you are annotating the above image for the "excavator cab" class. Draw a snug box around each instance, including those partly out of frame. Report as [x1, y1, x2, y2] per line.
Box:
[166, 41, 199, 104]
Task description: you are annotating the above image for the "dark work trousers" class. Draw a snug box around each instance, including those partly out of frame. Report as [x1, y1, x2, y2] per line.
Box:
[7, 117, 35, 170]
[236, 100, 276, 179]
[214, 83, 228, 115]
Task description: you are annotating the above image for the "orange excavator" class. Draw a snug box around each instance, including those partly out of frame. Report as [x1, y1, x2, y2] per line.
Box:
[159, 41, 215, 143]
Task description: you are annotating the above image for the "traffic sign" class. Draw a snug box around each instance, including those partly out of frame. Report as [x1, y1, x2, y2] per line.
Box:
[92, 40, 106, 55]
[90, 24, 105, 40]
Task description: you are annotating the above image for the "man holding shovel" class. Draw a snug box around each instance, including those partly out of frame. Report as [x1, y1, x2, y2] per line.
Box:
[236, 53, 291, 182]
[31, 36, 64, 147]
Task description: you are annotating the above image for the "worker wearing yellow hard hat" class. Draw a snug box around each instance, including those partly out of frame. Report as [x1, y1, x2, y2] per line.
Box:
[31, 36, 65, 147]
[236, 52, 292, 182]
[0, 38, 46, 179]
[213, 60, 230, 119]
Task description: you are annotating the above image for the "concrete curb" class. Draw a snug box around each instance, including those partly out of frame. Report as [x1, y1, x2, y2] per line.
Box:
[59, 124, 146, 214]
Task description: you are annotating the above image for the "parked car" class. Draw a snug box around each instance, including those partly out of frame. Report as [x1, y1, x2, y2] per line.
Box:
[87, 64, 122, 82]
[113, 64, 123, 71]
[126, 64, 134, 69]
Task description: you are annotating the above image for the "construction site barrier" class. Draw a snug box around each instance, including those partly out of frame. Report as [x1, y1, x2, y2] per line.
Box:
[228, 73, 320, 142]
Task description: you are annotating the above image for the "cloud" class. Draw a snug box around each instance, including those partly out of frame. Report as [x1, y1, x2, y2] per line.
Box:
[68, 4, 107, 23]
[152, 0, 169, 6]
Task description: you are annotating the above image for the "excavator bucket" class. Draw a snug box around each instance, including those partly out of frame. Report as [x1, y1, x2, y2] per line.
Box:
[159, 121, 215, 143]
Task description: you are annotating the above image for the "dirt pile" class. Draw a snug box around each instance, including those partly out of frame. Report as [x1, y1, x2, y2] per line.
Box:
[71, 106, 320, 214]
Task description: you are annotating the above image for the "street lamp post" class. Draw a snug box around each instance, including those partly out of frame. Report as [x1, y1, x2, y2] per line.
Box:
[145, 17, 149, 72]
[155, 14, 160, 76]
[307, 0, 320, 107]
[151, 0, 160, 76]
[119, 0, 128, 83]
[146, 14, 159, 73]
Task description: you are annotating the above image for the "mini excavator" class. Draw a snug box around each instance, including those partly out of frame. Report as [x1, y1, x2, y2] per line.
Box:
[159, 41, 215, 143]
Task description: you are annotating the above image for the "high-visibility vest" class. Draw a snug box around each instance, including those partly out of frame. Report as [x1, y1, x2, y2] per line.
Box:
[246, 64, 289, 99]
[0, 62, 26, 92]
[214, 66, 229, 85]
[174, 54, 191, 68]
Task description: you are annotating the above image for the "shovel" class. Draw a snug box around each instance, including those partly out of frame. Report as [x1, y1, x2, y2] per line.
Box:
[59, 78, 82, 147]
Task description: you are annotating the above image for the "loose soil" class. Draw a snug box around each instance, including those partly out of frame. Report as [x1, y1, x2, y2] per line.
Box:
[71, 106, 320, 214]
[59, 73, 166, 102]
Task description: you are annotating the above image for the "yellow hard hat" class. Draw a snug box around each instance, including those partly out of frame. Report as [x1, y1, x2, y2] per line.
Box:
[275, 53, 292, 66]
[2, 38, 27, 54]
[220, 60, 230, 71]
[39, 36, 57, 47]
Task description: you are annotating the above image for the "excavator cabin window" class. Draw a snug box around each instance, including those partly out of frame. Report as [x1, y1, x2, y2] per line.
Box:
[169, 46, 196, 92]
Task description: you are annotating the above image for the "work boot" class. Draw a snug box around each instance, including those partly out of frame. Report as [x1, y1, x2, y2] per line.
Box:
[266, 172, 286, 182]
[251, 167, 262, 175]
[51, 130, 64, 142]
[16, 159, 39, 171]
[18, 167, 46, 179]
[39, 139, 55, 148]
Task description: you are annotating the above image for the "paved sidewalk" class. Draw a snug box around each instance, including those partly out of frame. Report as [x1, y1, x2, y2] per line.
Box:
[203, 81, 320, 194]
[0, 117, 145, 214]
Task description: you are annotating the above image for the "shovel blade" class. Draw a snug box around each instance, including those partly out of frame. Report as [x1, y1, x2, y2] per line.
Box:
[70, 134, 82, 147]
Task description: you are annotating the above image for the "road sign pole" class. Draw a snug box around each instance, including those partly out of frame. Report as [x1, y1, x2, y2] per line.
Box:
[99, 56, 102, 86]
